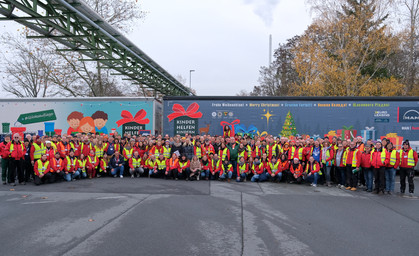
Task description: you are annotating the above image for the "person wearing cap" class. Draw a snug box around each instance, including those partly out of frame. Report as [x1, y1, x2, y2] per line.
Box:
[399, 140, 418, 196]
[22, 138, 32, 184]
[305, 156, 321, 187]
[201, 138, 215, 158]
[30, 135, 45, 167]
[220, 158, 233, 182]
[129, 150, 144, 178]
[5, 133, 25, 186]
[34, 154, 54, 185]
[44, 141, 56, 162]
[289, 158, 304, 184]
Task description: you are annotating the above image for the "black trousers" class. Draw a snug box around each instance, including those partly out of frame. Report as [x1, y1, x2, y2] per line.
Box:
[345, 165, 358, 188]
[173, 169, 184, 179]
[8, 159, 23, 183]
[373, 167, 386, 192]
[34, 172, 54, 185]
[399, 167, 415, 193]
[23, 159, 33, 182]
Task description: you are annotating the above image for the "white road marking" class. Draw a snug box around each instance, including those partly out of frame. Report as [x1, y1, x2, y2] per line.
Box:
[22, 201, 56, 205]
[95, 196, 126, 200]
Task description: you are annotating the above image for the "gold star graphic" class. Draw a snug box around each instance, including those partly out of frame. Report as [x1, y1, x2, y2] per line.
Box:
[262, 109, 274, 127]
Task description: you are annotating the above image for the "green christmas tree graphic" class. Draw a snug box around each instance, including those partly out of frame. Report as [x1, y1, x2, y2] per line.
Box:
[280, 111, 298, 137]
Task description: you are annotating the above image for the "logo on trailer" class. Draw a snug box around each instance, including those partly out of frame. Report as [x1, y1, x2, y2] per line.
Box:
[398, 107, 419, 122]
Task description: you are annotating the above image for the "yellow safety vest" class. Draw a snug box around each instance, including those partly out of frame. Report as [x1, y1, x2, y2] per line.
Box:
[100, 159, 107, 170]
[147, 159, 156, 168]
[220, 148, 228, 161]
[269, 161, 281, 172]
[238, 163, 247, 174]
[88, 155, 98, 165]
[132, 158, 141, 168]
[400, 149, 415, 167]
[33, 143, 46, 159]
[195, 147, 202, 158]
[66, 156, 77, 170]
[163, 147, 171, 159]
[179, 161, 189, 168]
[156, 159, 167, 169]
[343, 148, 359, 167]
[37, 160, 49, 175]
[94, 145, 105, 158]
[222, 164, 233, 172]
[124, 148, 133, 160]
[246, 145, 252, 156]
[389, 150, 397, 166]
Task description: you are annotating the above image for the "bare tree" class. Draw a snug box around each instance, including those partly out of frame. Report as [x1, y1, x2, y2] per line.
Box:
[0, 0, 146, 98]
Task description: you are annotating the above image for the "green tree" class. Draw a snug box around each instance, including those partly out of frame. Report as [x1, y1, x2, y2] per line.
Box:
[280, 111, 298, 137]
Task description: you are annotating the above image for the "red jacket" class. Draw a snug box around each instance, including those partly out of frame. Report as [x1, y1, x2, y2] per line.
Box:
[50, 158, 64, 173]
[178, 160, 190, 172]
[86, 154, 99, 169]
[371, 149, 388, 168]
[334, 150, 346, 167]
[345, 148, 361, 168]
[5, 141, 25, 160]
[63, 156, 78, 173]
[360, 152, 372, 168]
[0, 141, 9, 159]
[305, 161, 320, 174]
[44, 147, 56, 162]
[290, 164, 303, 178]
[236, 162, 249, 176]
[34, 159, 50, 176]
[385, 149, 400, 169]
[399, 148, 418, 168]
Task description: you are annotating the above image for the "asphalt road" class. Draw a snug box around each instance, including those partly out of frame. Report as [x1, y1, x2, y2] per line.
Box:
[1, 178, 419, 256]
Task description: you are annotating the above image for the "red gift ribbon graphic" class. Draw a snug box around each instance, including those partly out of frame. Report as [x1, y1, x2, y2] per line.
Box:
[220, 119, 240, 135]
[116, 110, 150, 127]
[167, 103, 203, 122]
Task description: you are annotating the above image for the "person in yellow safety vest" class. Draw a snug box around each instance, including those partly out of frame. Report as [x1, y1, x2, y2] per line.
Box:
[220, 159, 233, 182]
[200, 155, 211, 180]
[163, 140, 171, 159]
[219, 142, 230, 162]
[123, 143, 134, 162]
[34, 154, 54, 185]
[178, 154, 191, 180]
[321, 141, 335, 187]
[30, 135, 45, 166]
[94, 141, 106, 159]
[371, 141, 388, 194]
[210, 154, 222, 180]
[343, 141, 362, 191]
[237, 144, 248, 162]
[265, 138, 278, 161]
[305, 156, 321, 187]
[63, 149, 80, 181]
[166, 153, 178, 180]
[399, 140, 418, 196]
[98, 152, 109, 178]
[77, 153, 88, 179]
[86, 150, 99, 179]
[194, 141, 202, 159]
[146, 154, 157, 178]
[5, 133, 25, 186]
[384, 142, 399, 195]
[129, 151, 144, 178]
[236, 156, 248, 182]
[267, 156, 282, 182]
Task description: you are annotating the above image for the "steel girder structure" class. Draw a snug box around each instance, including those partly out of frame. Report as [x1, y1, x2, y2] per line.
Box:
[0, 0, 194, 96]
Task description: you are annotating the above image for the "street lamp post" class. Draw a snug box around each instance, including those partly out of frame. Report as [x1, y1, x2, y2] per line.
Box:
[189, 69, 195, 88]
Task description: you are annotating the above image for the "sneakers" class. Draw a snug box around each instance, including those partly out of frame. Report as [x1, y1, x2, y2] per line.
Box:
[350, 187, 357, 191]
[114, 175, 117, 178]
[387, 191, 392, 195]
[131, 174, 134, 178]
[366, 189, 372, 192]
[120, 175, 123, 178]
[311, 183, 317, 187]
[197, 175, 200, 181]
[346, 186, 352, 190]
[409, 193, 414, 197]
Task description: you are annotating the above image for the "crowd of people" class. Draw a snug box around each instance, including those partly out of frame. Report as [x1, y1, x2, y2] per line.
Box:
[0, 130, 417, 196]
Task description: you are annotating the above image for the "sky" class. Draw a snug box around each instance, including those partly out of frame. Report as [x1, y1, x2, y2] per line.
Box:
[0, 0, 313, 97]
